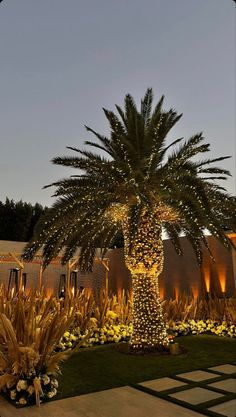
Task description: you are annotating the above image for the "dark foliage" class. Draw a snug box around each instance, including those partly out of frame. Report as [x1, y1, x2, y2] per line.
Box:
[0, 198, 46, 242]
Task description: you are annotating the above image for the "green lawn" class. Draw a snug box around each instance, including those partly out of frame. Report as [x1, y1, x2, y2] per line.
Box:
[57, 335, 236, 400]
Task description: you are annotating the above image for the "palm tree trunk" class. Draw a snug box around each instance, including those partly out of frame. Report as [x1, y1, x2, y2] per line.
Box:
[122, 210, 169, 352]
[130, 272, 168, 351]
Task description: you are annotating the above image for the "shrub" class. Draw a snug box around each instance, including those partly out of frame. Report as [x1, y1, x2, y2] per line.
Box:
[0, 294, 76, 406]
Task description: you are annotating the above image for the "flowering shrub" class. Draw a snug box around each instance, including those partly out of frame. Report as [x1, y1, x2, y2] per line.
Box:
[58, 296, 133, 350]
[59, 321, 132, 350]
[58, 319, 236, 352]
[0, 295, 80, 407]
[56, 293, 236, 352]
[168, 319, 236, 338]
[5, 374, 58, 406]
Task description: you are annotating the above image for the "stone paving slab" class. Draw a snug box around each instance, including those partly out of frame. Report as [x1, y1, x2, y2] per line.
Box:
[176, 370, 219, 382]
[208, 378, 236, 394]
[208, 399, 236, 417]
[169, 387, 224, 405]
[139, 377, 187, 391]
[208, 364, 236, 374]
[0, 387, 206, 417]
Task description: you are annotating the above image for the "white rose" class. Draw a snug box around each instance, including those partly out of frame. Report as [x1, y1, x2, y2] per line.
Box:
[16, 380, 28, 391]
[51, 379, 58, 388]
[41, 374, 50, 385]
[47, 388, 57, 398]
[18, 397, 27, 405]
[27, 385, 35, 395]
[10, 390, 17, 400]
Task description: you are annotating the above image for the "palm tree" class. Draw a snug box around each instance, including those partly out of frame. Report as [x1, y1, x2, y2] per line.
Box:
[23, 89, 236, 352]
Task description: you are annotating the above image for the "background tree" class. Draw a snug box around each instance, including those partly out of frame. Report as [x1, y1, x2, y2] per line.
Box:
[23, 89, 236, 352]
[0, 198, 46, 242]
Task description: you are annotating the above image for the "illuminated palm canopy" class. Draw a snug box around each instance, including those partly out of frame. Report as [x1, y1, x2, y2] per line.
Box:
[23, 88, 236, 270]
[23, 89, 236, 352]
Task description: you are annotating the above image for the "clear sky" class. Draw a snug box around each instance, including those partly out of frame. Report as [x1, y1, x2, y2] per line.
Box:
[0, 0, 235, 207]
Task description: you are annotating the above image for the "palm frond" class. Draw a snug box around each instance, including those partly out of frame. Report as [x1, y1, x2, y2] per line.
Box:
[22, 89, 236, 269]
[141, 88, 153, 125]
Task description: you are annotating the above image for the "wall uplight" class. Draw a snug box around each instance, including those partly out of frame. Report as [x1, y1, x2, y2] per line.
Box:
[203, 267, 210, 293]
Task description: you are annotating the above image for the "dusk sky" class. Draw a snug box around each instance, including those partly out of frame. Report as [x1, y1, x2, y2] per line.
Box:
[0, 0, 235, 207]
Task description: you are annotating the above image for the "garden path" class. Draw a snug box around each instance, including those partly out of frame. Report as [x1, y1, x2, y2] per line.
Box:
[0, 363, 235, 417]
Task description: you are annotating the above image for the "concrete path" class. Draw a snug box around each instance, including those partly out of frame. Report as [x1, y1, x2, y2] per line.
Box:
[0, 386, 205, 417]
[0, 363, 235, 417]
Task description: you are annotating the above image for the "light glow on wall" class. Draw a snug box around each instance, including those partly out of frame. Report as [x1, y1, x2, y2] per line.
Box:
[219, 271, 226, 293]
[191, 287, 199, 299]
[174, 286, 180, 300]
[203, 267, 210, 293]
[46, 287, 54, 297]
[159, 286, 164, 300]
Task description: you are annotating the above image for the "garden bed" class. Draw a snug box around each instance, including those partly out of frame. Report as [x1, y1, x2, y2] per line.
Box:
[2, 334, 235, 407]
[1, 291, 236, 407]
[55, 335, 236, 400]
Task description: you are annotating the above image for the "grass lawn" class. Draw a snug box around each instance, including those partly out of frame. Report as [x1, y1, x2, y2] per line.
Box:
[57, 335, 236, 400]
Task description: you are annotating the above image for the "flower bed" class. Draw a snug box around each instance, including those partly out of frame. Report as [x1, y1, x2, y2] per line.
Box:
[59, 323, 133, 350]
[58, 319, 236, 351]
[168, 319, 236, 338]
[1, 289, 236, 407]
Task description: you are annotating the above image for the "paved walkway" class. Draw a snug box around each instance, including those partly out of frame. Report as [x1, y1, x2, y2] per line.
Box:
[0, 363, 235, 417]
[0, 387, 205, 417]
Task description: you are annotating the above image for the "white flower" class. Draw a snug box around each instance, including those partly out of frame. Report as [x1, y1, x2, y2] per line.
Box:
[27, 385, 35, 395]
[51, 379, 58, 388]
[18, 397, 27, 405]
[41, 374, 50, 385]
[10, 390, 17, 400]
[16, 379, 28, 391]
[47, 388, 57, 398]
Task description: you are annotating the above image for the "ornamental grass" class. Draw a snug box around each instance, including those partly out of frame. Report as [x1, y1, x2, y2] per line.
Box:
[0, 292, 80, 407]
[0, 286, 235, 407]
[162, 294, 236, 323]
[58, 291, 236, 351]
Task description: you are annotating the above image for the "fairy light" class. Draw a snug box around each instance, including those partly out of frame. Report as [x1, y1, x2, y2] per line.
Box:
[22, 89, 236, 353]
[131, 272, 169, 350]
[103, 201, 179, 351]
[122, 207, 170, 351]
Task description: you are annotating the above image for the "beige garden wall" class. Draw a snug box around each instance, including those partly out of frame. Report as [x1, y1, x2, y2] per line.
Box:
[107, 235, 236, 298]
[0, 235, 235, 299]
[0, 241, 107, 297]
